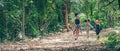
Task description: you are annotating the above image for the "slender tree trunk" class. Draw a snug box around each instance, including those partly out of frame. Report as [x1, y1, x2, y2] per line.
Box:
[65, 6, 69, 32]
[43, 0, 47, 33]
[106, 13, 110, 27]
[5, 10, 8, 40]
[22, 0, 25, 37]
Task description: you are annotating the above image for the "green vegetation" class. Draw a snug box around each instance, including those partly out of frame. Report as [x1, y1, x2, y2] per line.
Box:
[104, 32, 120, 50]
[0, 0, 120, 43]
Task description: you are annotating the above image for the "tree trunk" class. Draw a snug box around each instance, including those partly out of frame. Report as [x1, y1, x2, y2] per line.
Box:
[105, 11, 109, 27]
[5, 10, 8, 40]
[22, 0, 25, 37]
[65, 6, 69, 32]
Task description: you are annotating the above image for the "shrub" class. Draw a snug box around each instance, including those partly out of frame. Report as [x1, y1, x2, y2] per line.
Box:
[104, 31, 120, 50]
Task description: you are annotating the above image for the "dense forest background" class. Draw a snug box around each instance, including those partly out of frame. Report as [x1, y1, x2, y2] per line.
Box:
[0, 0, 120, 42]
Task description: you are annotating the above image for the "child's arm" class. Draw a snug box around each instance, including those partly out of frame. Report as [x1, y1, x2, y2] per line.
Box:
[93, 25, 96, 31]
[89, 23, 94, 29]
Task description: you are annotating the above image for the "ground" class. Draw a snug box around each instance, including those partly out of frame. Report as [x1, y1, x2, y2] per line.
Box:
[0, 29, 117, 51]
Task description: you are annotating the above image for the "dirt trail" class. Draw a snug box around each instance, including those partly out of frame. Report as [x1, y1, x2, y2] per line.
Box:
[0, 30, 109, 51]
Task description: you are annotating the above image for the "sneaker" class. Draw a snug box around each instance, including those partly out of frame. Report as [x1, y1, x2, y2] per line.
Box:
[98, 35, 100, 39]
[97, 35, 100, 40]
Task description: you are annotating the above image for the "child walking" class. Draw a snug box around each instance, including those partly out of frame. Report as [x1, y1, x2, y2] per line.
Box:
[84, 19, 94, 38]
[94, 20, 102, 40]
[73, 13, 82, 40]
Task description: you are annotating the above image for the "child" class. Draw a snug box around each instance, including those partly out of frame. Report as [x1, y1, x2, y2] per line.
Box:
[84, 19, 93, 38]
[94, 20, 102, 40]
[73, 13, 82, 40]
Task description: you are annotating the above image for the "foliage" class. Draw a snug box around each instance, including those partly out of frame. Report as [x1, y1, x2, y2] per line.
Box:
[0, 0, 120, 42]
[104, 32, 120, 50]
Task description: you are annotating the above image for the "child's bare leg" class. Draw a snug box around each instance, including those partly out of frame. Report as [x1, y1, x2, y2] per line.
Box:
[86, 26, 89, 38]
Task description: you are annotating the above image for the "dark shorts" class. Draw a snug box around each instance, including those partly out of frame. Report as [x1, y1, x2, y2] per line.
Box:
[75, 24, 80, 29]
[73, 24, 80, 32]
[96, 31, 100, 35]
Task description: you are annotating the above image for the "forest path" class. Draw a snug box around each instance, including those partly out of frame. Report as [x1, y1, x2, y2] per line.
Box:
[0, 29, 116, 51]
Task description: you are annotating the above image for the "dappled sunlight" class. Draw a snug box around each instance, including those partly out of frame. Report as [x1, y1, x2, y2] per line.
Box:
[0, 0, 120, 51]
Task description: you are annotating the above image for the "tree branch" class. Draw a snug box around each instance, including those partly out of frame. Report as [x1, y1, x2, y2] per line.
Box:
[100, 0, 115, 9]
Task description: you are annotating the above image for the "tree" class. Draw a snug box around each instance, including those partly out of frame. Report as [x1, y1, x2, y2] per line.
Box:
[21, 0, 25, 38]
[0, 0, 120, 42]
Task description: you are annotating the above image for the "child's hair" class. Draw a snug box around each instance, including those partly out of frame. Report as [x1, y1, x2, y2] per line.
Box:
[75, 13, 78, 17]
[95, 20, 99, 24]
[85, 19, 90, 22]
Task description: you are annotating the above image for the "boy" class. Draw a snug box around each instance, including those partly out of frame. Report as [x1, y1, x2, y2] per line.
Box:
[94, 20, 102, 40]
[73, 13, 82, 40]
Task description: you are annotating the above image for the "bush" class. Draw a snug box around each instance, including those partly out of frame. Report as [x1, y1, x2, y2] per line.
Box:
[104, 31, 120, 50]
